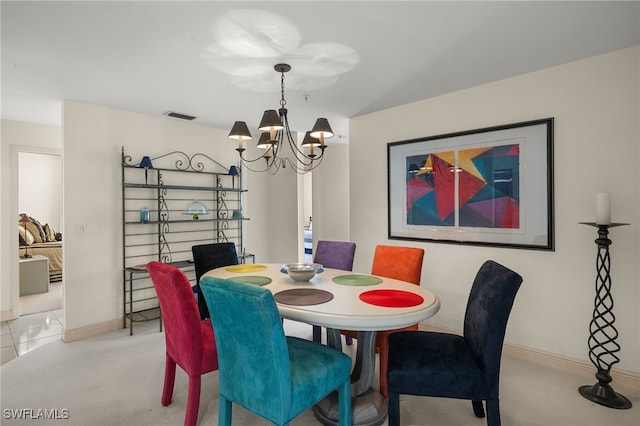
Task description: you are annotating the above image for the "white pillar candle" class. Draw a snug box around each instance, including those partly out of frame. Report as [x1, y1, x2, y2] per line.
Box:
[595, 193, 611, 225]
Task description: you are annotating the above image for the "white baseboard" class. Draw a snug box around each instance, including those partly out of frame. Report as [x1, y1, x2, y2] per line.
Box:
[421, 322, 639, 393]
[62, 318, 121, 342]
[1, 309, 15, 322]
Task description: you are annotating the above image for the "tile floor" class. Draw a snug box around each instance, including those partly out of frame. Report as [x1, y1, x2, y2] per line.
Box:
[1, 309, 64, 365]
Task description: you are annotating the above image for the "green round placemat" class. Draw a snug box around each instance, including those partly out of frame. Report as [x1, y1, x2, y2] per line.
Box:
[231, 275, 272, 286]
[332, 274, 383, 286]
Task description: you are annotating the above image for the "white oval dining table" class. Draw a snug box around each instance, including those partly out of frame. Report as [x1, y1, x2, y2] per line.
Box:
[204, 263, 441, 426]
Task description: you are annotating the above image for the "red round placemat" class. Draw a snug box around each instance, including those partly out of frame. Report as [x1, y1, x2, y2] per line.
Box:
[359, 289, 424, 308]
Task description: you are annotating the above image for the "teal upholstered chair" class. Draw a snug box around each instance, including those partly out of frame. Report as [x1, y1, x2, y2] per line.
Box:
[199, 277, 353, 426]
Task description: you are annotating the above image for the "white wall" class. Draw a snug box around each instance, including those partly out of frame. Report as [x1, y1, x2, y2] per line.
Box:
[18, 152, 62, 231]
[312, 143, 351, 244]
[1, 120, 61, 320]
[349, 46, 640, 374]
[61, 101, 271, 334]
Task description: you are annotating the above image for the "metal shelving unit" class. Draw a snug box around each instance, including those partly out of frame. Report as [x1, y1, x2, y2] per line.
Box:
[121, 148, 249, 334]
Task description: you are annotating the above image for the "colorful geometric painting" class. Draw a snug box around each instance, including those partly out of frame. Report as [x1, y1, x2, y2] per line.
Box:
[406, 144, 520, 228]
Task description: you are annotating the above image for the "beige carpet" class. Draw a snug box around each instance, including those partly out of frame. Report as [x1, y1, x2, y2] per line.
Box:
[1, 319, 638, 425]
[19, 282, 63, 316]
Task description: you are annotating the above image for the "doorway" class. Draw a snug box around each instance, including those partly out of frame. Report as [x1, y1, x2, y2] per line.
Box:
[17, 151, 63, 316]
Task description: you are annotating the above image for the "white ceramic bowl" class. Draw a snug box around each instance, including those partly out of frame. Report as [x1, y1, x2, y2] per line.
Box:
[281, 263, 323, 281]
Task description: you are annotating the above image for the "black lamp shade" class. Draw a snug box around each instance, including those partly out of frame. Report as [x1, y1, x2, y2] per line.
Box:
[228, 121, 252, 140]
[301, 131, 320, 147]
[258, 110, 284, 132]
[256, 132, 278, 149]
[310, 118, 334, 139]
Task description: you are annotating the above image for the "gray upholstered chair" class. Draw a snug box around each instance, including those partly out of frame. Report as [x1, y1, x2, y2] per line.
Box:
[386, 260, 523, 426]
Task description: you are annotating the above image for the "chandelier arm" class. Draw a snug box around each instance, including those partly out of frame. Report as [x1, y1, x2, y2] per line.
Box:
[282, 152, 325, 174]
[237, 149, 275, 164]
[282, 116, 323, 166]
[239, 156, 279, 173]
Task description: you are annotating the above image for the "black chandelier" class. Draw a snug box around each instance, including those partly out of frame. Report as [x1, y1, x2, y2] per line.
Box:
[228, 63, 333, 174]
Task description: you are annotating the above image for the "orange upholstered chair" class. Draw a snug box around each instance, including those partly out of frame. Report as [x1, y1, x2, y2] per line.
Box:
[147, 261, 219, 426]
[342, 244, 424, 398]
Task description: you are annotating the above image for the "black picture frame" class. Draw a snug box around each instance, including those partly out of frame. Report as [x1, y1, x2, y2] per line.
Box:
[387, 118, 554, 250]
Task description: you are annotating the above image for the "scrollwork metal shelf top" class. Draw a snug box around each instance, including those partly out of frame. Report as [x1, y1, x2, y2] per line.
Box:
[122, 182, 246, 192]
[121, 147, 237, 176]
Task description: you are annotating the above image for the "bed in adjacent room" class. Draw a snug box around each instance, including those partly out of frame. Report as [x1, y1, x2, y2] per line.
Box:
[18, 215, 63, 282]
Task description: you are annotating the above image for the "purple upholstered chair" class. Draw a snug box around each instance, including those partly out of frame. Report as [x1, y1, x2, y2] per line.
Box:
[312, 240, 356, 342]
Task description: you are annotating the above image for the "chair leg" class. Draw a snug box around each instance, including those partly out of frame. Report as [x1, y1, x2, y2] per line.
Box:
[161, 356, 177, 406]
[345, 336, 353, 345]
[485, 400, 501, 426]
[378, 340, 389, 398]
[472, 400, 485, 418]
[184, 374, 202, 426]
[313, 325, 322, 343]
[338, 379, 353, 426]
[218, 395, 232, 426]
[387, 392, 400, 426]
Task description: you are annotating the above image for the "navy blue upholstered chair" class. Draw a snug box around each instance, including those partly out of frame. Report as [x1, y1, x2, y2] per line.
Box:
[199, 276, 353, 426]
[386, 260, 523, 426]
[312, 240, 357, 342]
[191, 242, 238, 320]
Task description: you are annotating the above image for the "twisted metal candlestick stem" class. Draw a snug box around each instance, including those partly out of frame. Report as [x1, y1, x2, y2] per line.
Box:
[578, 223, 631, 409]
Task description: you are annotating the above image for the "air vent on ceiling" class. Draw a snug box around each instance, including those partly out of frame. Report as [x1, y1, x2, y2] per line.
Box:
[164, 111, 196, 121]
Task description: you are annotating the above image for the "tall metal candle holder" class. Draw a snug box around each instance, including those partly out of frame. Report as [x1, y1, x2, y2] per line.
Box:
[578, 222, 631, 409]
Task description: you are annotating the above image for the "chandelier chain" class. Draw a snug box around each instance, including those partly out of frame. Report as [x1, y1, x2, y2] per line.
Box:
[280, 70, 287, 108]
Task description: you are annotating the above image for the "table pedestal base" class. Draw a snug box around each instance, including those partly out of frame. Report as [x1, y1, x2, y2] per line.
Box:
[314, 329, 387, 426]
[313, 388, 387, 426]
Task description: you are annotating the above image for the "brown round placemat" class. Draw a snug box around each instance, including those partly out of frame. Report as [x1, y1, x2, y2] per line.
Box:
[274, 288, 334, 306]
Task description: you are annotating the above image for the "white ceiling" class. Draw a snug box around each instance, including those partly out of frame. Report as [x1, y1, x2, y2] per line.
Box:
[2, 1, 639, 145]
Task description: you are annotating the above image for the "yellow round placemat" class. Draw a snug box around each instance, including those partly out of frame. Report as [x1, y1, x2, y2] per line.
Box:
[225, 264, 268, 273]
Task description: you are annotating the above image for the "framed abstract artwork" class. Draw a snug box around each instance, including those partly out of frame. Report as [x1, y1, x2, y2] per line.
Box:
[388, 118, 554, 250]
